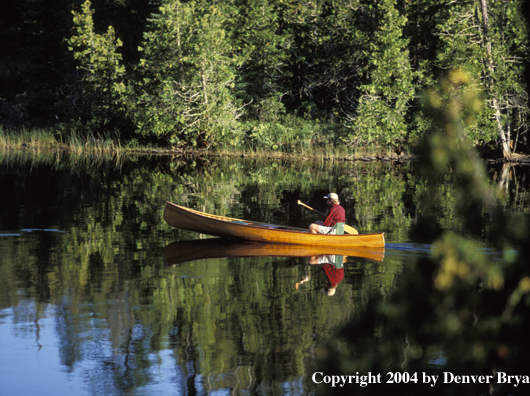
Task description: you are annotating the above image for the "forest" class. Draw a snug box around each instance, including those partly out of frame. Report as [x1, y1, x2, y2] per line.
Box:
[1, 0, 529, 157]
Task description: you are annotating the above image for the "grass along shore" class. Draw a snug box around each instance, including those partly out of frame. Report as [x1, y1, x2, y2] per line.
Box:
[1, 126, 410, 162]
[3, 126, 529, 165]
[0, 127, 124, 155]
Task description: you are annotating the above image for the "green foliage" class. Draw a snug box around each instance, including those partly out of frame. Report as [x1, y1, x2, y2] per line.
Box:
[229, 0, 290, 120]
[430, 0, 529, 150]
[242, 113, 316, 152]
[67, 0, 127, 129]
[344, 0, 416, 147]
[3, 0, 529, 153]
[130, 0, 243, 147]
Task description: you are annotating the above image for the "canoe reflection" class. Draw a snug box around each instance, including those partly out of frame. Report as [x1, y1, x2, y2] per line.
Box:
[162, 238, 385, 266]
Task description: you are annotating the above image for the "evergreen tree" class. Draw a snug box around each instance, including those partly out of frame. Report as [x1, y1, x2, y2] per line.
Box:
[230, 0, 290, 122]
[311, 0, 365, 117]
[68, 0, 126, 128]
[345, 0, 415, 148]
[4, 0, 529, 153]
[276, 0, 324, 116]
[132, 0, 242, 147]
[481, 0, 529, 155]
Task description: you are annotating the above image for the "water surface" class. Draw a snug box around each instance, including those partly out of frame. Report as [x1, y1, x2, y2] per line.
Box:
[0, 154, 526, 395]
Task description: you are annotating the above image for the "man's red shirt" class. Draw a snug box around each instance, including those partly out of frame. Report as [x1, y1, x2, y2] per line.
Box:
[323, 204, 345, 227]
[322, 264, 344, 288]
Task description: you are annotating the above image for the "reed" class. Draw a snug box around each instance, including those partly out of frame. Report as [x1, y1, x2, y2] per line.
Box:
[0, 126, 59, 151]
[0, 126, 133, 163]
[65, 130, 122, 155]
[1, 124, 396, 161]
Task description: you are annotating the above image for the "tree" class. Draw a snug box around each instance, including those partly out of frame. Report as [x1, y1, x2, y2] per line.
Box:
[434, 0, 529, 157]
[480, 0, 529, 156]
[318, 68, 530, 396]
[345, 0, 416, 148]
[229, 0, 290, 122]
[132, 0, 242, 148]
[68, 0, 126, 129]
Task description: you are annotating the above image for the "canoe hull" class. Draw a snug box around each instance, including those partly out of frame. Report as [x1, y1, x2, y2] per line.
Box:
[163, 202, 385, 248]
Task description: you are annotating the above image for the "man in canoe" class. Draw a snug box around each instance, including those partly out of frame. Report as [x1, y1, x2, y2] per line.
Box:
[309, 193, 345, 234]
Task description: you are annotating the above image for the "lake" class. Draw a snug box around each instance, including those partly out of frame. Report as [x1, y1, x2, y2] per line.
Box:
[1, 152, 529, 396]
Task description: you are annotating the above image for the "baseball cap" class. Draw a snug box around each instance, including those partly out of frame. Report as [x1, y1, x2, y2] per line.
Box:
[324, 193, 339, 201]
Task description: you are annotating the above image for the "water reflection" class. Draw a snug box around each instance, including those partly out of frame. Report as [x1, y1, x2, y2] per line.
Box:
[163, 238, 386, 302]
[1, 154, 527, 396]
[299, 254, 345, 296]
[162, 238, 385, 266]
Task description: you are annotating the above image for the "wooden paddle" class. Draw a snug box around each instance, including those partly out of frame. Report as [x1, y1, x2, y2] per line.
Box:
[297, 200, 359, 235]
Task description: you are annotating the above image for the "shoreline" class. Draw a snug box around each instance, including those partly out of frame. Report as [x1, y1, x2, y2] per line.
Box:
[2, 144, 530, 166]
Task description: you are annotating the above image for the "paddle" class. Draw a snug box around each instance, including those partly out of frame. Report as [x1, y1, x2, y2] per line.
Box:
[297, 200, 359, 235]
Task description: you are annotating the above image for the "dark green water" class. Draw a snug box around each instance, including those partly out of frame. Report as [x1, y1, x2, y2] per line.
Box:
[0, 153, 528, 396]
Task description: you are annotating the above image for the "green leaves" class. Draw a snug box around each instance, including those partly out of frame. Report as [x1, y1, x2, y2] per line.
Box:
[429, 0, 528, 151]
[343, 0, 415, 147]
[59, 0, 529, 153]
[131, 0, 242, 147]
[68, 1, 126, 128]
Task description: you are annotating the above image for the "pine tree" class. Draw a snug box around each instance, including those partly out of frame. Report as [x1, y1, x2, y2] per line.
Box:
[345, 0, 415, 147]
[68, 0, 126, 128]
[132, 0, 242, 148]
[229, 0, 290, 121]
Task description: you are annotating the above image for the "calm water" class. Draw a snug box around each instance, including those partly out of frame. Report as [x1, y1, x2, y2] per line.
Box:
[0, 154, 527, 396]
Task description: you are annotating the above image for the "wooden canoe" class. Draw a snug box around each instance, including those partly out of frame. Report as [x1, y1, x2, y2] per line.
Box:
[163, 202, 385, 248]
[163, 238, 385, 266]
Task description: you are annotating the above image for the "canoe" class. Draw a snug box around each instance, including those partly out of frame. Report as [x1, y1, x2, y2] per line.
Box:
[163, 238, 385, 266]
[163, 202, 385, 248]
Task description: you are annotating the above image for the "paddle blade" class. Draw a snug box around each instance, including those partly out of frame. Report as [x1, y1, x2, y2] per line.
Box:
[344, 224, 359, 234]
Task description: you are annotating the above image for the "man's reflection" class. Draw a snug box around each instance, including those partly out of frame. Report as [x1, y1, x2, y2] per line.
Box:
[296, 255, 345, 296]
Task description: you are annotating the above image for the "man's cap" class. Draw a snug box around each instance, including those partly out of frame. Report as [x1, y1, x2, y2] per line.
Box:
[324, 193, 339, 201]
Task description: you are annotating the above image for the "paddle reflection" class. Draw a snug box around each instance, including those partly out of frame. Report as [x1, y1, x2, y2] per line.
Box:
[162, 238, 385, 267]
